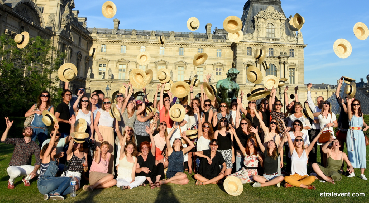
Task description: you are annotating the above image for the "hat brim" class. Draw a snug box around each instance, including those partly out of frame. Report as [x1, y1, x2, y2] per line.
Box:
[137, 52, 151, 66]
[58, 63, 78, 82]
[71, 132, 89, 143]
[41, 110, 57, 126]
[246, 65, 263, 84]
[16, 32, 30, 49]
[223, 16, 242, 33]
[130, 69, 147, 89]
[158, 69, 171, 84]
[223, 176, 243, 196]
[264, 75, 279, 90]
[109, 106, 121, 121]
[187, 17, 200, 31]
[102, 1, 117, 18]
[353, 22, 369, 40]
[145, 69, 153, 84]
[203, 82, 215, 101]
[75, 118, 88, 133]
[304, 103, 314, 120]
[171, 81, 190, 98]
[169, 104, 186, 122]
[333, 39, 352, 59]
[344, 82, 356, 98]
[228, 31, 243, 43]
[193, 53, 208, 66]
[247, 90, 270, 101]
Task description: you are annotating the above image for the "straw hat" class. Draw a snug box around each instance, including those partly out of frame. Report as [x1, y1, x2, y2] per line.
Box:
[289, 13, 305, 31]
[102, 1, 116, 18]
[109, 106, 121, 121]
[304, 102, 314, 120]
[169, 104, 186, 122]
[130, 69, 147, 89]
[344, 81, 356, 99]
[159, 35, 165, 45]
[75, 118, 87, 133]
[333, 39, 352, 59]
[171, 81, 190, 98]
[246, 65, 263, 84]
[179, 95, 189, 105]
[187, 17, 200, 31]
[137, 52, 151, 66]
[186, 130, 198, 140]
[353, 22, 369, 40]
[191, 77, 200, 87]
[164, 80, 173, 92]
[41, 110, 57, 126]
[71, 132, 89, 143]
[278, 78, 288, 87]
[14, 31, 29, 49]
[254, 47, 267, 64]
[264, 75, 279, 89]
[146, 105, 157, 114]
[58, 63, 78, 82]
[193, 53, 208, 66]
[158, 69, 171, 84]
[89, 46, 96, 57]
[247, 85, 270, 101]
[223, 176, 243, 196]
[203, 82, 216, 101]
[228, 30, 243, 43]
[223, 16, 242, 34]
[145, 69, 153, 84]
[342, 76, 355, 84]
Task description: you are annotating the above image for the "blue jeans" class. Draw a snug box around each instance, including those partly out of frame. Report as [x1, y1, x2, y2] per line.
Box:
[37, 161, 73, 196]
[31, 127, 48, 147]
[235, 154, 244, 172]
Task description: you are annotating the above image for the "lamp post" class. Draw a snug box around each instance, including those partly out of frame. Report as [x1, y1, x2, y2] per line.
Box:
[278, 52, 289, 113]
[106, 85, 110, 97]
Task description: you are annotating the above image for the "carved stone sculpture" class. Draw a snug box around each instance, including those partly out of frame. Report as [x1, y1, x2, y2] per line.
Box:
[216, 68, 240, 106]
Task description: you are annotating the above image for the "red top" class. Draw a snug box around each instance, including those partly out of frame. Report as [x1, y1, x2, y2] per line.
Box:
[160, 105, 173, 128]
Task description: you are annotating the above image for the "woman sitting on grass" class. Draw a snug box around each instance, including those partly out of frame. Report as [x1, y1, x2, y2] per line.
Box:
[83, 141, 116, 191]
[38, 124, 73, 201]
[252, 126, 285, 188]
[160, 124, 194, 185]
[116, 132, 146, 190]
[194, 139, 226, 185]
[312, 137, 354, 183]
[284, 126, 323, 189]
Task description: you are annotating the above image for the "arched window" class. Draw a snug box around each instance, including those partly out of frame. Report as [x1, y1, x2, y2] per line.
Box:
[266, 64, 277, 76]
[140, 46, 146, 52]
[101, 44, 106, 52]
[266, 23, 275, 38]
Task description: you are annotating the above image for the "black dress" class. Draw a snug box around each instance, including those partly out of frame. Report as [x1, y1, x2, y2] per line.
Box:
[198, 150, 225, 179]
[136, 153, 164, 183]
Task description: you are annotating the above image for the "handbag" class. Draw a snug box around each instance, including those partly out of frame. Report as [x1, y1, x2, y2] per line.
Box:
[24, 105, 37, 127]
[318, 130, 331, 143]
[365, 134, 369, 146]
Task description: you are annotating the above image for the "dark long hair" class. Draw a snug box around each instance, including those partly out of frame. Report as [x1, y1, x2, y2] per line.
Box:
[218, 102, 229, 114]
[78, 96, 90, 110]
[202, 121, 214, 140]
[245, 136, 258, 156]
[37, 90, 51, 109]
[292, 119, 303, 132]
[266, 141, 278, 160]
[351, 99, 363, 117]
[269, 119, 282, 134]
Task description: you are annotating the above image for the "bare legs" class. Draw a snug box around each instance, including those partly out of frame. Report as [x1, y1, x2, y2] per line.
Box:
[194, 174, 224, 185]
[160, 172, 189, 185]
[312, 163, 334, 184]
[253, 175, 284, 187]
[188, 152, 193, 174]
[87, 174, 117, 191]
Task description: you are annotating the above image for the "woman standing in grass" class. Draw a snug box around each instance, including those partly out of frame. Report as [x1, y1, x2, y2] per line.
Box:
[214, 117, 234, 176]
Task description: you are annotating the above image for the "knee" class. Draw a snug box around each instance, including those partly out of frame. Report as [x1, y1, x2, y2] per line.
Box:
[180, 174, 187, 179]
[284, 176, 291, 182]
[278, 176, 284, 182]
[182, 178, 189, 185]
[194, 174, 200, 180]
[107, 174, 114, 180]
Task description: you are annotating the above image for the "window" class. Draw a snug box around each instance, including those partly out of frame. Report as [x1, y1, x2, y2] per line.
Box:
[216, 67, 222, 81]
[158, 65, 165, 70]
[266, 64, 277, 76]
[101, 44, 106, 52]
[217, 49, 222, 58]
[269, 48, 274, 56]
[198, 48, 203, 53]
[179, 47, 184, 56]
[121, 45, 126, 53]
[289, 68, 295, 84]
[289, 49, 294, 57]
[160, 47, 165, 55]
[197, 67, 204, 81]
[266, 23, 275, 38]
[247, 47, 252, 56]
[178, 66, 184, 81]
[140, 46, 146, 52]
[139, 65, 146, 70]
[78, 37, 81, 47]
[99, 64, 106, 79]
[118, 64, 126, 79]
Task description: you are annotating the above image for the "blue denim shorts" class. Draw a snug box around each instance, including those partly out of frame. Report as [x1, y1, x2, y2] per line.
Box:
[263, 172, 279, 181]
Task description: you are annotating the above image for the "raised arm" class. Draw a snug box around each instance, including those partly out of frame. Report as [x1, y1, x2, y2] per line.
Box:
[306, 129, 323, 155]
[213, 113, 218, 128]
[284, 86, 289, 108]
[252, 127, 265, 152]
[159, 83, 165, 110]
[1, 117, 13, 142]
[321, 137, 333, 154]
[252, 106, 269, 136]
[306, 83, 316, 112]
[182, 132, 195, 154]
[294, 86, 299, 103]
[73, 90, 83, 113]
[190, 85, 194, 105]
[235, 98, 241, 129]
[232, 127, 246, 155]
[197, 119, 203, 139]
[336, 77, 343, 99]
[153, 84, 160, 110]
[269, 88, 276, 112]
[200, 85, 205, 110]
[286, 132, 295, 156]
[145, 126, 156, 155]
[121, 84, 132, 113]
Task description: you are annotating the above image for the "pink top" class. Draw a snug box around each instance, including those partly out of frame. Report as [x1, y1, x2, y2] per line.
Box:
[90, 152, 111, 173]
[160, 105, 173, 128]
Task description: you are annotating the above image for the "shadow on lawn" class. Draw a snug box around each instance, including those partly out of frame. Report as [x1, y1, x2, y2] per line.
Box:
[73, 188, 103, 203]
[154, 184, 179, 203]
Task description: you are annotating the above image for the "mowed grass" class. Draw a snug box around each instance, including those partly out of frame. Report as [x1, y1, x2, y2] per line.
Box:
[0, 143, 368, 203]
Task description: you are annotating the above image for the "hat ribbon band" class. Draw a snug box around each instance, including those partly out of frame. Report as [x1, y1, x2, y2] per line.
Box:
[348, 86, 352, 95]
[45, 114, 53, 122]
[173, 110, 182, 118]
[250, 71, 257, 81]
[63, 68, 73, 75]
[250, 88, 265, 95]
[19, 35, 25, 44]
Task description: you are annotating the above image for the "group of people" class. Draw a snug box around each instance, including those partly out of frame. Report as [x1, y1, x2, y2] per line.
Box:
[1, 77, 368, 200]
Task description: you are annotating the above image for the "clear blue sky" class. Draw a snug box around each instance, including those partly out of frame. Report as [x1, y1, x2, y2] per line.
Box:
[75, 0, 369, 85]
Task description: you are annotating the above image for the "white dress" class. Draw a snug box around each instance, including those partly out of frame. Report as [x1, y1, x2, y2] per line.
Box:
[116, 156, 146, 189]
[317, 112, 337, 145]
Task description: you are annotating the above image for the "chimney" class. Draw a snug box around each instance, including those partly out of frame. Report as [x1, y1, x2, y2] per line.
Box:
[205, 23, 212, 35]
[113, 18, 120, 30]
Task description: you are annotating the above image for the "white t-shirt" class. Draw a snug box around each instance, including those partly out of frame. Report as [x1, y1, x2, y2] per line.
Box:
[98, 109, 114, 127]
[290, 149, 308, 176]
[197, 136, 210, 151]
[42, 138, 67, 155]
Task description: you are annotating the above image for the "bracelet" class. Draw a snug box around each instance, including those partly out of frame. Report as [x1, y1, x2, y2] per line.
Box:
[190, 92, 193, 93]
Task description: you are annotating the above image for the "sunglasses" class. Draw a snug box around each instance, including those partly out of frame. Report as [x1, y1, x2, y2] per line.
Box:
[160, 123, 167, 126]
[352, 104, 360, 106]
[55, 133, 61, 136]
[275, 103, 282, 106]
[126, 129, 133, 132]
[174, 138, 181, 141]
[270, 121, 277, 125]
[41, 94, 50, 97]
[210, 144, 218, 146]
[116, 95, 124, 98]
[164, 99, 170, 102]
[82, 100, 89, 102]
[103, 102, 111, 104]
[220, 105, 227, 107]
[293, 123, 301, 126]
[204, 104, 211, 107]
[264, 103, 269, 105]
[295, 139, 303, 142]
[203, 125, 210, 128]
[241, 122, 248, 125]
[323, 102, 330, 105]
[250, 102, 256, 104]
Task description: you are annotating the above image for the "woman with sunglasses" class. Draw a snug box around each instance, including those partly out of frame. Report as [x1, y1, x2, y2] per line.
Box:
[25, 91, 54, 147]
[259, 98, 270, 128]
[213, 102, 231, 128]
[197, 121, 214, 152]
[240, 100, 261, 130]
[160, 124, 194, 185]
[116, 126, 135, 167]
[313, 100, 337, 167]
[121, 86, 142, 129]
[252, 126, 285, 187]
[214, 117, 234, 176]
[115, 91, 125, 133]
[159, 83, 174, 128]
[134, 100, 154, 150]
[94, 97, 119, 173]
[284, 127, 323, 189]
[73, 90, 94, 139]
[346, 98, 368, 180]
[286, 102, 311, 136]
[201, 99, 213, 124]
[269, 87, 285, 132]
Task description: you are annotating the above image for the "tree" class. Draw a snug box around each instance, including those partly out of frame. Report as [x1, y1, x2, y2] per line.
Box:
[0, 34, 65, 117]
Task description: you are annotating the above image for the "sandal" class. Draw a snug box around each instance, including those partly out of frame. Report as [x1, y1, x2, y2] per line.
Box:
[155, 182, 161, 188]
[284, 183, 293, 188]
[307, 185, 316, 190]
[150, 183, 156, 189]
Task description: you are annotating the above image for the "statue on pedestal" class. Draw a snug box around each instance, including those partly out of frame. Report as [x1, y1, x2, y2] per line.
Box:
[216, 67, 240, 106]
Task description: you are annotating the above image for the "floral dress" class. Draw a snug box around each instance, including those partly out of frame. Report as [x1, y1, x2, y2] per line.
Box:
[229, 152, 259, 184]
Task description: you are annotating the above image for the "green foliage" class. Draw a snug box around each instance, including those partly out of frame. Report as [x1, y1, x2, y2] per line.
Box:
[0, 34, 65, 117]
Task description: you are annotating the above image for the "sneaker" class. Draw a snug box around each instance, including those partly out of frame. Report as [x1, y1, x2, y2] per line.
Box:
[277, 183, 280, 187]
[49, 195, 64, 201]
[252, 182, 261, 187]
[319, 180, 326, 183]
[347, 172, 355, 177]
[43, 194, 49, 200]
[22, 178, 31, 186]
[360, 174, 367, 181]
[8, 181, 14, 189]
